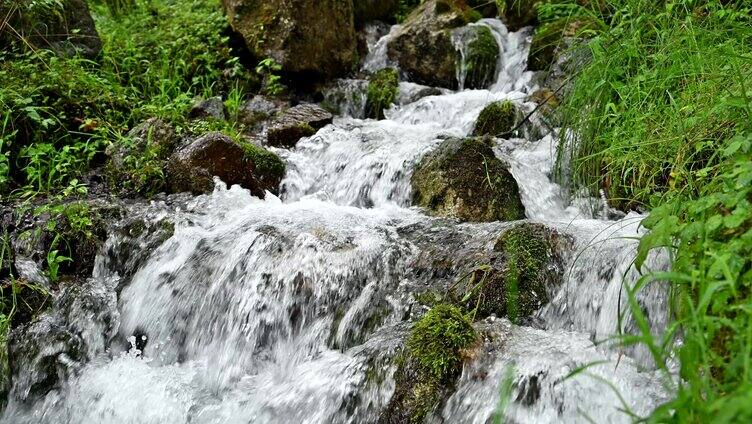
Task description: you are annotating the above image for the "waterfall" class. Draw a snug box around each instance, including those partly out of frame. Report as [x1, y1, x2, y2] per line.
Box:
[2, 19, 671, 424]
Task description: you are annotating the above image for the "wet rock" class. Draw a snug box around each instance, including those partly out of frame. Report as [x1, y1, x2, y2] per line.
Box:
[7, 276, 118, 403]
[411, 137, 526, 222]
[366, 68, 399, 119]
[379, 304, 477, 424]
[237, 95, 286, 127]
[458, 25, 500, 89]
[0, 0, 102, 58]
[167, 132, 263, 196]
[221, 0, 357, 80]
[354, 0, 399, 27]
[266, 104, 333, 148]
[106, 118, 177, 195]
[320, 79, 370, 118]
[387, 0, 480, 89]
[455, 223, 568, 322]
[9, 200, 123, 285]
[188, 96, 227, 121]
[395, 83, 447, 105]
[472, 100, 522, 136]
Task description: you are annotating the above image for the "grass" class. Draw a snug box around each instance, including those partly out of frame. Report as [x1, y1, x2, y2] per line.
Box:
[553, 0, 752, 421]
[0, 0, 254, 198]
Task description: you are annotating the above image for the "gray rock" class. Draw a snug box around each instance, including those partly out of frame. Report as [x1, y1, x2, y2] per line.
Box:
[266, 104, 333, 148]
[189, 97, 227, 121]
[237, 95, 286, 127]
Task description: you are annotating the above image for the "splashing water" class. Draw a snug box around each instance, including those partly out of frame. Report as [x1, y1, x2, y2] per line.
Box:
[2, 20, 671, 424]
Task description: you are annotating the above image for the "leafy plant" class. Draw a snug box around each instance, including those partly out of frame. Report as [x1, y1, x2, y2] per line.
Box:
[255, 58, 285, 96]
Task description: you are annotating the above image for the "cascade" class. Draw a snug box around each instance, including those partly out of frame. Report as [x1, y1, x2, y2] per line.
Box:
[2, 19, 671, 424]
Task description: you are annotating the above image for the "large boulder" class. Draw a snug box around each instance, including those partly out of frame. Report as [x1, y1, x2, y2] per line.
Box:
[354, 0, 399, 27]
[167, 132, 263, 196]
[0, 0, 102, 58]
[188, 97, 227, 121]
[411, 137, 525, 222]
[221, 0, 357, 80]
[387, 0, 481, 89]
[266, 104, 333, 148]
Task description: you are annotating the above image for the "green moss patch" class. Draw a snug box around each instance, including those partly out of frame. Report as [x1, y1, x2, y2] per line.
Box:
[472, 100, 519, 137]
[379, 304, 477, 423]
[241, 142, 286, 194]
[366, 68, 400, 120]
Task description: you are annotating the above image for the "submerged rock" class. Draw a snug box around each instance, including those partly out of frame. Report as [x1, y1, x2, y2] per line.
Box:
[188, 96, 227, 121]
[221, 0, 357, 80]
[387, 0, 480, 89]
[366, 68, 400, 119]
[411, 137, 526, 222]
[266, 104, 333, 148]
[167, 132, 263, 196]
[0, 0, 102, 58]
[472, 100, 521, 136]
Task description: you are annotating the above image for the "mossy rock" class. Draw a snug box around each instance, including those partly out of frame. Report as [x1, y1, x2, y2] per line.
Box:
[241, 143, 286, 194]
[457, 223, 565, 322]
[462, 26, 499, 90]
[411, 137, 526, 222]
[366, 68, 400, 119]
[472, 100, 521, 137]
[379, 304, 477, 424]
[387, 0, 479, 89]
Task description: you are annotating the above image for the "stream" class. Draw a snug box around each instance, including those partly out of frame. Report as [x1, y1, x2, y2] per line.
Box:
[2, 19, 671, 424]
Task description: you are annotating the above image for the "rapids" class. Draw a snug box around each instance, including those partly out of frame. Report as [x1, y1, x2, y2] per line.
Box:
[2, 19, 671, 424]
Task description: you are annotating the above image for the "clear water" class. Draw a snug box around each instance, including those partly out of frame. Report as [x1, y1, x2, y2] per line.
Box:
[3, 20, 671, 423]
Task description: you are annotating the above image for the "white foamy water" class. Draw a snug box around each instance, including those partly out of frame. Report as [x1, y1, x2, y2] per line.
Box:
[2, 20, 671, 424]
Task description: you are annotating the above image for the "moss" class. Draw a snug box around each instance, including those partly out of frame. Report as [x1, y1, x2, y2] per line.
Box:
[241, 142, 286, 193]
[411, 137, 526, 222]
[472, 100, 519, 137]
[463, 26, 499, 89]
[459, 223, 559, 322]
[408, 304, 477, 380]
[379, 304, 477, 423]
[366, 68, 399, 120]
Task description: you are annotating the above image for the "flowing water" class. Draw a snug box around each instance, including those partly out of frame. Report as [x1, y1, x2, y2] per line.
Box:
[3, 19, 672, 424]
